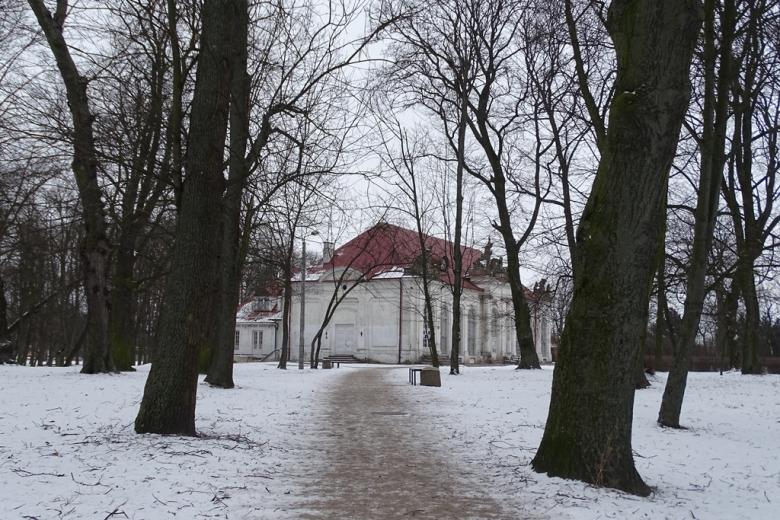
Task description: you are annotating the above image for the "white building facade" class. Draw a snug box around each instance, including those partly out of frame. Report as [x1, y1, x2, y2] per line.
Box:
[234, 223, 553, 365]
[284, 268, 552, 365]
[233, 296, 280, 362]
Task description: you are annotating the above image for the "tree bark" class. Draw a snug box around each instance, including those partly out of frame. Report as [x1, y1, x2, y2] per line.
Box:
[532, 0, 701, 496]
[658, 0, 734, 427]
[206, 23, 250, 389]
[0, 274, 8, 362]
[482, 139, 540, 369]
[109, 238, 137, 371]
[463, 15, 541, 369]
[449, 72, 468, 376]
[719, 0, 769, 376]
[737, 256, 762, 374]
[506, 241, 540, 370]
[654, 263, 667, 372]
[636, 333, 651, 389]
[28, 0, 114, 374]
[277, 242, 295, 369]
[135, 0, 245, 435]
[109, 42, 168, 372]
[715, 281, 739, 372]
[166, 0, 184, 209]
[408, 155, 439, 367]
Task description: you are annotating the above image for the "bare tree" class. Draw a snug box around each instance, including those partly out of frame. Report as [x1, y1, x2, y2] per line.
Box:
[27, 0, 114, 373]
[202, 0, 395, 385]
[720, 0, 780, 374]
[135, 0, 247, 435]
[374, 112, 442, 367]
[659, 0, 737, 427]
[95, 0, 177, 371]
[383, 0, 479, 374]
[532, 0, 701, 495]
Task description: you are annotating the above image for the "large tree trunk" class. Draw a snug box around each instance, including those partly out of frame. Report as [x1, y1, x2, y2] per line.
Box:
[532, 0, 701, 496]
[0, 274, 8, 363]
[422, 283, 439, 367]
[110, 235, 137, 371]
[205, 216, 241, 388]
[653, 264, 667, 372]
[658, 0, 734, 427]
[468, 59, 540, 370]
[489, 168, 539, 369]
[109, 47, 167, 372]
[414, 210, 438, 368]
[277, 254, 294, 369]
[135, 0, 246, 435]
[715, 281, 739, 372]
[206, 33, 250, 389]
[28, 0, 114, 374]
[505, 242, 540, 369]
[449, 76, 468, 376]
[738, 255, 762, 374]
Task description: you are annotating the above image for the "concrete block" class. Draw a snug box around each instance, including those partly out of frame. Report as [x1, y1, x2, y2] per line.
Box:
[420, 367, 441, 387]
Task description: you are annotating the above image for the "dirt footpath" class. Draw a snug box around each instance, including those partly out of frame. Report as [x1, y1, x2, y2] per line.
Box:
[294, 368, 510, 519]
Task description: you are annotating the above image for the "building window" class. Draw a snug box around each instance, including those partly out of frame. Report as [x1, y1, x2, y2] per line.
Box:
[253, 330, 263, 351]
[234, 330, 240, 351]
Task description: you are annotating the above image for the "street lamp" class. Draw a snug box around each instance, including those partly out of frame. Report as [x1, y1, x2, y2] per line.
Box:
[299, 230, 319, 369]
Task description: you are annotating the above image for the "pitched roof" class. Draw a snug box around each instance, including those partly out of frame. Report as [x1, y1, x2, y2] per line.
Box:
[321, 222, 483, 290]
[236, 296, 281, 322]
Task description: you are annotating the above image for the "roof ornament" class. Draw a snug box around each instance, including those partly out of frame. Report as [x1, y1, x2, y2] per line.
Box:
[482, 238, 493, 264]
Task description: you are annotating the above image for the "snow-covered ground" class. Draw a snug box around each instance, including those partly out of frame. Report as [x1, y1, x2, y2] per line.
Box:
[0, 363, 777, 519]
[407, 366, 780, 520]
[0, 364, 341, 519]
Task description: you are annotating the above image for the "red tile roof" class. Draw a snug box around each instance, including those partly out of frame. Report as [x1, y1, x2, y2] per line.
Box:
[321, 222, 484, 290]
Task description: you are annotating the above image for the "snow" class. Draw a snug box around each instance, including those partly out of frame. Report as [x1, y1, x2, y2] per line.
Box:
[1, 363, 778, 519]
[0, 364, 341, 519]
[372, 267, 406, 279]
[407, 366, 780, 519]
[291, 271, 323, 282]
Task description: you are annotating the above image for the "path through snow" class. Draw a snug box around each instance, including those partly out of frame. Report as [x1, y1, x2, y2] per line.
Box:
[288, 368, 517, 519]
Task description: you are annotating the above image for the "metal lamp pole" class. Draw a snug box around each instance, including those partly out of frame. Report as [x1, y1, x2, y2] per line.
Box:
[298, 238, 306, 370]
[298, 231, 318, 370]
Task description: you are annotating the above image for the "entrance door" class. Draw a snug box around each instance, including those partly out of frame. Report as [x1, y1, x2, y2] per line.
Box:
[333, 323, 356, 356]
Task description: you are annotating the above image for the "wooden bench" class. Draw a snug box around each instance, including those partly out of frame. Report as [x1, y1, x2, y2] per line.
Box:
[409, 367, 423, 385]
[323, 355, 359, 368]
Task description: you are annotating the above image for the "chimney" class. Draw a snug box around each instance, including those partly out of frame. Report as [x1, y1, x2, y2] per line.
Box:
[323, 241, 335, 263]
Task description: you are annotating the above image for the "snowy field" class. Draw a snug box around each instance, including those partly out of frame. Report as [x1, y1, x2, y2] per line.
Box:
[408, 366, 780, 519]
[0, 363, 778, 519]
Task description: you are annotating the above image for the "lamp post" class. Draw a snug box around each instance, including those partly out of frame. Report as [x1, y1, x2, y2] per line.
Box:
[299, 231, 318, 369]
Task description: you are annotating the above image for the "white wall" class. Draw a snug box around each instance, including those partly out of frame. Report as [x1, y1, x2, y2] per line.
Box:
[234, 322, 277, 360]
[283, 274, 553, 364]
